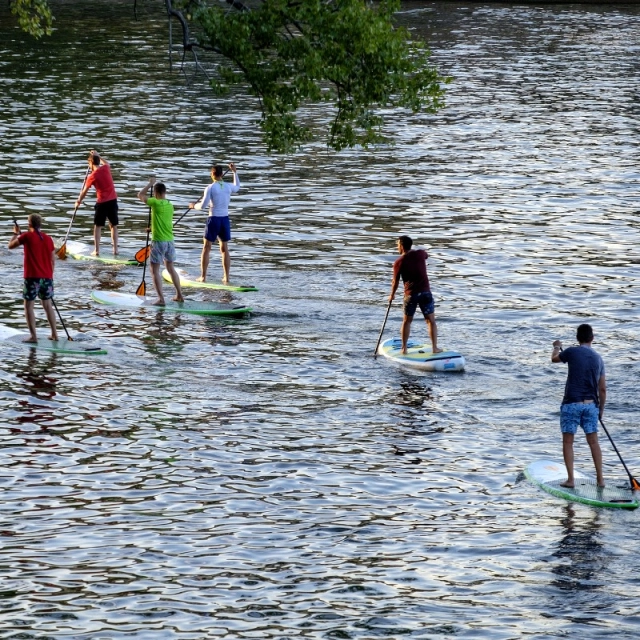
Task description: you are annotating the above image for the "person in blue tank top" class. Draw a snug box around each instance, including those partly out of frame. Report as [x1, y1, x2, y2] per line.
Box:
[551, 323, 606, 488]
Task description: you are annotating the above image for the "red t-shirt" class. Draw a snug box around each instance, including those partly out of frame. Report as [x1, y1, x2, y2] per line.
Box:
[393, 249, 430, 296]
[85, 164, 117, 203]
[19, 231, 54, 279]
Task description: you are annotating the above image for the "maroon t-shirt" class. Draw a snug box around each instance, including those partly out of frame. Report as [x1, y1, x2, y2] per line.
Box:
[19, 231, 54, 279]
[393, 249, 430, 296]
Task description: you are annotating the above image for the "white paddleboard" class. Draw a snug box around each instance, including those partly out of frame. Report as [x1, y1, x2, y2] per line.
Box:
[0, 323, 107, 355]
[163, 268, 258, 292]
[91, 290, 251, 317]
[377, 338, 465, 372]
[525, 460, 638, 510]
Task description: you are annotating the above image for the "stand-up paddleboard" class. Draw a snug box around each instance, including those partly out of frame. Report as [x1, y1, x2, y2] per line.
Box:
[0, 323, 107, 355]
[65, 241, 140, 266]
[377, 338, 465, 372]
[525, 460, 638, 510]
[162, 268, 258, 292]
[91, 290, 251, 317]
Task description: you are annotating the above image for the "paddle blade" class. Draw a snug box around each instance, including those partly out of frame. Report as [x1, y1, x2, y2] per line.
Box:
[135, 246, 150, 264]
[55, 243, 67, 259]
[632, 477, 640, 491]
[136, 281, 146, 297]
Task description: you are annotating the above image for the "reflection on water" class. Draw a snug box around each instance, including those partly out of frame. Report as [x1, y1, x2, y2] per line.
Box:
[0, 0, 640, 637]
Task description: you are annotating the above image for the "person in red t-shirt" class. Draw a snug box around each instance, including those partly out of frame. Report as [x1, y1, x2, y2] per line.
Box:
[8, 214, 58, 342]
[388, 235, 442, 354]
[75, 150, 119, 256]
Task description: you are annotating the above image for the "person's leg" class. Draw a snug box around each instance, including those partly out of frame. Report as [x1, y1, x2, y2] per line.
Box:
[586, 433, 604, 487]
[400, 315, 413, 353]
[23, 299, 37, 342]
[165, 261, 184, 302]
[583, 405, 604, 487]
[93, 225, 102, 256]
[560, 403, 578, 487]
[197, 239, 212, 282]
[219, 240, 230, 284]
[150, 262, 165, 305]
[41, 299, 58, 341]
[110, 223, 119, 255]
[425, 312, 442, 353]
[561, 432, 576, 487]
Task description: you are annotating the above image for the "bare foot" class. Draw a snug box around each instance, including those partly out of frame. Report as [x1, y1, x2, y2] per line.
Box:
[196, 276, 206, 283]
[150, 299, 165, 306]
[23, 337, 38, 344]
[560, 480, 574, 488]
[49, 335, 59, 341]
[222, 277, 229, 285]
[433, 347, 444, 353]
[173, 295, 184, 303]
[91, 250, 100, 257]
[597, 480, 605, 488]
[400, 349, 408, 355]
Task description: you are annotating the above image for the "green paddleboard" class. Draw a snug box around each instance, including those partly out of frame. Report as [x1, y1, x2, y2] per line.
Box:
[0, 323, 107, 355]
[91, 290, 251, 317]
[525, 460, 638, 509]
[162, 267, 258, 292]
[65, 240, 140, 266]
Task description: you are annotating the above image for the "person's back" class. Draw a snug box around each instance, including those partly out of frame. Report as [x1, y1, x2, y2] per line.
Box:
[20, 229, 54, 279]
[148, 197, 175, 242]
[203, 177, 240, 217]
[560, 346, 604, 405]
[86, 163, 117, 203]
[393, 248, 430, 296]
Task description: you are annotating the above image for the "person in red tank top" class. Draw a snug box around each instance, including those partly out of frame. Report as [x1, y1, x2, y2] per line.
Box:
[8, 214, 58, 342]
[75, 150, 119, 256]
[389, 235, 442, 354]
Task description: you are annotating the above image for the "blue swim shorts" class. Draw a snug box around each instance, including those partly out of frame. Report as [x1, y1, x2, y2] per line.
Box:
[560, 402, 599, 435]
[150, 240, 177, 264]
[23, 278, 54, 301]
[403, 291, 435, 318]
[204, 216, 231, 243]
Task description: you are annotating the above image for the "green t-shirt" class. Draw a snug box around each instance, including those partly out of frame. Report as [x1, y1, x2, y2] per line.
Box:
[147, 197, 174, 241]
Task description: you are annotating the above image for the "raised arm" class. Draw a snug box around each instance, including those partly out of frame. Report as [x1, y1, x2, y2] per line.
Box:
[137, 176, 156, 204]
[8, 222, 21, 249]
[551, 340, 563, 363]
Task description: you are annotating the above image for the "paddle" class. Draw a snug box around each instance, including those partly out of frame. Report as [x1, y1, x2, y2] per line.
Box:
[599, 417, 640, 491]
[56, 166, 91, 259]
[136, 199, 152, 297]
[373, 298, 393, 358]
[51, 299, 73, 341]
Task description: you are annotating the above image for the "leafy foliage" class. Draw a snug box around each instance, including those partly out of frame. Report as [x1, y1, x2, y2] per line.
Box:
[193, 0, 447, 152]
[9, 0, 448, 152]
[9, 0, 53, 38]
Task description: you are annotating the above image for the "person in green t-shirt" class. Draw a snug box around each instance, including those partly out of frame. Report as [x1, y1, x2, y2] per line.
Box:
[137, 177, 184, 306]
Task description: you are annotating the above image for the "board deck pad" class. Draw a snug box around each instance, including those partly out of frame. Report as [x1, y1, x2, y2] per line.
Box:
[91, 290, 251, 317]
[65, 241, 140, 266]
[525, 460, 638, 509]
[0, 324, 107, 355]
[163, 268, 258, 292]
[378, 338, 465, 372]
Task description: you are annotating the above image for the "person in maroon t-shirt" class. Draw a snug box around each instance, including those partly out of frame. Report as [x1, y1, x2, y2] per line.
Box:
[388, 235, 442, 354]
[75, 150, 119, 256]
[8, 214, 58, 342]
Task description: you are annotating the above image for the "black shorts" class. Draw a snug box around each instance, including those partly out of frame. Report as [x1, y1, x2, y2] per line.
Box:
[94, 199, 119, 227]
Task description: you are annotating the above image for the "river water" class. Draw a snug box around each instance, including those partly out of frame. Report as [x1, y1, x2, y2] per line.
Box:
[0, 1, 639, 637]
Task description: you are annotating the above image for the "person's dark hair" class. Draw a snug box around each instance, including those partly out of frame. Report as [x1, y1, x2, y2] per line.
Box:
[398, 235, 413, 251]
[211, 165, 224, 179]
[28, 214, 42, 230]
[154, 182, 166, 197]
[88, 153, 101, 167]
[576, 323, 594, 344]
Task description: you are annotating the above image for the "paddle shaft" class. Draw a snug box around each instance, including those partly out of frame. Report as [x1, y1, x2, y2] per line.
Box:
[599, 418, 640, 490]
[136, 203, 152, 296]
[58, 167, 91, 252]
[51, 299, 72, 341]
[373, 298, 393, 358]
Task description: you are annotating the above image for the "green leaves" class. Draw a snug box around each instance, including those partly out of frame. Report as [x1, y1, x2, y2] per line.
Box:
[9, 0, 53, 38]
[194, 0, 447, 152]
